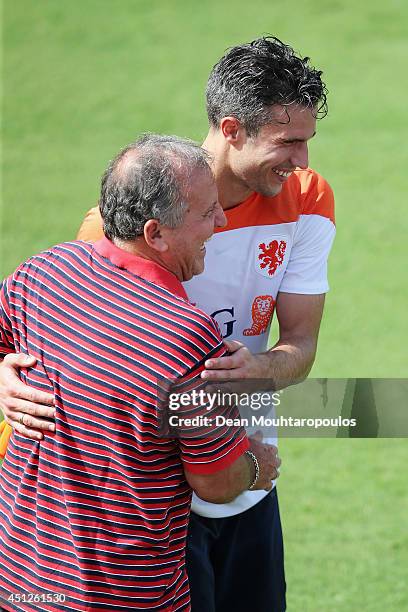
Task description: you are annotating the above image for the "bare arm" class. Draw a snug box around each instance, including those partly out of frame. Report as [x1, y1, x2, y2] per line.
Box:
[265, 292, 325, 388]
[200, 293, 325, 389]
[185, 433, 281, 504]
[0, 354, 55, 440]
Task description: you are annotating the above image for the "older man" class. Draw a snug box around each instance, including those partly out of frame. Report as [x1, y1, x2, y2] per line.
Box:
[1, 37, 335, 611]
[0, 135, 280, 611]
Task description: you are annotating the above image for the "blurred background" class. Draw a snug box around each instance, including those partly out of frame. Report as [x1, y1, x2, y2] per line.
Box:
[2, 1, 407, 609]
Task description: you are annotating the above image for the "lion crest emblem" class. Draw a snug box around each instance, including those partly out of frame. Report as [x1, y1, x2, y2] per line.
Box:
[258, 240, 286, 276]
[243, 295, 275, 336]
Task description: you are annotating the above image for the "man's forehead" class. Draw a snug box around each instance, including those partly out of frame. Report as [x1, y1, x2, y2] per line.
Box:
[257, 105, 317, 139]
[268, 103, 317, 123]
[185, 166, 216, 192]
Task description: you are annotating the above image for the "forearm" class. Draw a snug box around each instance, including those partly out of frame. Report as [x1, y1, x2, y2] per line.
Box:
[186, 438, 280, 503]
[201, 292, 324, 387]
[195, 453, 254, 504]
[260, 334, 317, 390]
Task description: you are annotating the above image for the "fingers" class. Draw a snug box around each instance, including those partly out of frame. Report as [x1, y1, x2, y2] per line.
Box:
[222, 340, 244, 353]
[3, 397, 55, 420]
[3, 402, 56, 440]
[203, 354, 239, 371]
[3, 353, 37, 368]
[201, 368, 238, 381]
[17, 409, 55, 431]
[271, 453, 281, 479]
[265, 463, 280, 482]
[0, 354, 55, 407]
[4, 382, 55, 406]
[13, 421, 44, 441]
[12, 414, 55, 440]
[253, 446, 281, 489]
[258, 473, 279, 490]
[6, 409, 55, 441]
[0, 353, 56, 442]
[202, 345, 257, 381]
[260, 464, 280, 488]
[249, 438, 278, 456]
[204, 344, 248, 372]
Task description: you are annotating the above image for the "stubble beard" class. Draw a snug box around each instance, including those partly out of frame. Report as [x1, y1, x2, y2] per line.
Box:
[254, 180, 283, 198]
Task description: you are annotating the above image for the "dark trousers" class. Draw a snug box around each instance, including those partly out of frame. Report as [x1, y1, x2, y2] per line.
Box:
[186, 489, 286, 612]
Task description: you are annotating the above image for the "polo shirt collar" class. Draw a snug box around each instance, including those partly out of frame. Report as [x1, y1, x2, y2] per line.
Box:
[93, 236, 188, 301]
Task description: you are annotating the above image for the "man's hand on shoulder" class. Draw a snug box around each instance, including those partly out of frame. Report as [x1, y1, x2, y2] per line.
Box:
[201, 293, 325, 390]
[201, 340, 271, 381]
[0, 353, 56, 440]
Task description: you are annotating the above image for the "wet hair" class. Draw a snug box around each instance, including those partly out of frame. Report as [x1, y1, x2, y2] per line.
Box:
[206, 36, 328, 135]
[100, 134, 211, 241]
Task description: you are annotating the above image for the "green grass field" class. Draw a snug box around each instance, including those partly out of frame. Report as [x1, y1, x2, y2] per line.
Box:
[1, 1, 407, 610]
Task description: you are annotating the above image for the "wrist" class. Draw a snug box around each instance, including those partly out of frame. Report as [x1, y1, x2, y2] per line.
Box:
[244, 450, 260, 490]
[249, 353, 278, 390]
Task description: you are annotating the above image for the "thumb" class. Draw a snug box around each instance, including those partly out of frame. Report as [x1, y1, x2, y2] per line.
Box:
[223, 340, 244, 354]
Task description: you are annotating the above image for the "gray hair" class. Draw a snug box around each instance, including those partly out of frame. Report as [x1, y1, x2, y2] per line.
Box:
[100, 134, 212, 241]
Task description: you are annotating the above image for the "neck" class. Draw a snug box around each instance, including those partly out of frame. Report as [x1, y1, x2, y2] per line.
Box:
[203, 130, 253, 210]
[112, 238, 182, 281]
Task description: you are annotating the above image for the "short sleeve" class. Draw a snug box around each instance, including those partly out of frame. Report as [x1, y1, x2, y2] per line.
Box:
[76, 206, 104, 242]
[168, 316, 249, 475]
[279, 172, 336, 295]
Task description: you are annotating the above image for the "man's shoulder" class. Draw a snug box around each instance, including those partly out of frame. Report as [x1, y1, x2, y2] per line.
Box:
[156, 299, 224, 375]
[182, 300, 223, 342]
[249, 167, 334, 225]
[278, 167, 333, 204]
[9, 241, 92, 279]
[292, 167, 335, 223]
[292, 167, 333, 195]
[236, 167, 334, 227]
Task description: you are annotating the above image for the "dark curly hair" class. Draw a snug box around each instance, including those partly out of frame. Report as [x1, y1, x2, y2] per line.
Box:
[206, 36, 328, 135]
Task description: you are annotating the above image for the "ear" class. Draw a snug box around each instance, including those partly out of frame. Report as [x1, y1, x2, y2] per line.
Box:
[219, 116, 246, 144]
[143, 220, 169, 252]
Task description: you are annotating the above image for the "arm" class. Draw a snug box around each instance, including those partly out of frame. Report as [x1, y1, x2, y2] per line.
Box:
[185, 432, 281, 504]
[201, 292, 325, 389]
[265, 292, 325, 387]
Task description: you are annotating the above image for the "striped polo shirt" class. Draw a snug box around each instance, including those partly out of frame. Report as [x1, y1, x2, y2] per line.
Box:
[0, 238, 248, 611]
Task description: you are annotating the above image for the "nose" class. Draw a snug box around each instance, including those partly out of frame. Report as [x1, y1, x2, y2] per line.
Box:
[290, 141, 309, 170]
[214, 202, 227, 228]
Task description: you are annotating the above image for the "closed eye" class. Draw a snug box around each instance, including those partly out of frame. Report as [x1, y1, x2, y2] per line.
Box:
[203, 205, 217, 218]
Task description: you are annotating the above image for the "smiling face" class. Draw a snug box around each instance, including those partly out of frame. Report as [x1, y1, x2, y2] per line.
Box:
[229, 104, 317, 198]
[162, 168, 226, 282]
